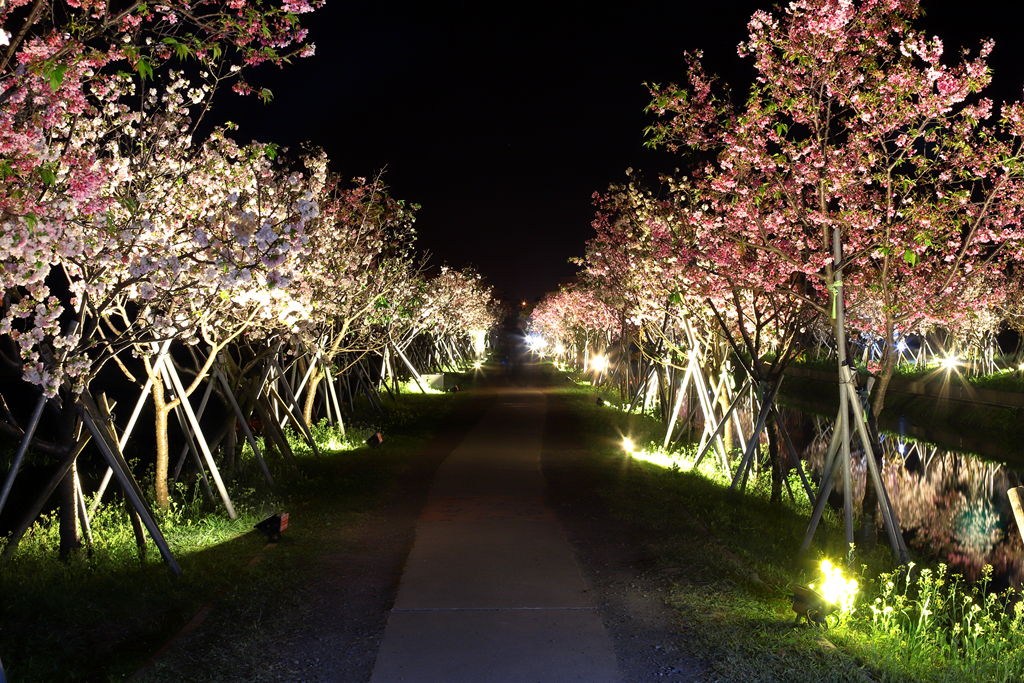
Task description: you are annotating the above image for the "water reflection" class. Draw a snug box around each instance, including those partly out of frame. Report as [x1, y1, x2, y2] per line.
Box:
[776, 407, 1024, 590]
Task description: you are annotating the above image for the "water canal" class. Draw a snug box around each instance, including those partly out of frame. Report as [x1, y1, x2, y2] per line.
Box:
[771, 396, 1024, 591]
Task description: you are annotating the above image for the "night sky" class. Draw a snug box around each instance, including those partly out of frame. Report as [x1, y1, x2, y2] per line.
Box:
[219, 1, 1024, 304]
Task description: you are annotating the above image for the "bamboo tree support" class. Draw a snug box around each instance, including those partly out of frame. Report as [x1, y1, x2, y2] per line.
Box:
[73, 467, 93, 545]
[89, 340, 173, 520]
[688, 353, 730, 474]
[171, 364, 217, 478]
[799, 228, 909, 565]
[235, 372, 300, 472]
[293, 349, 321, 402]
[322, 361, 345, 437]
[0, 392, 47, 519]
[159, 352, 237, 520]
[212, 362, 274, 487]
[269, 358, 322, 459]
[728, 375, 784, 494]
[78, 391, 181, 575]
[1, 431, 92, 560]
[691, 377, 753, 471]
[268, 383, 323, 453]
[663, 357, 696, 448]
[769, 405, 816, 505]
[157, 358, 214, 500]
[392, 341, 428, 394]
[839, 365, 909, 563]
[1009, 487, 1024, 545]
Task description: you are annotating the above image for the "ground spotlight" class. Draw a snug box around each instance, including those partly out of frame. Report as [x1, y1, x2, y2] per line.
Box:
[255, 512, 289, 542]
[366, 432, 384, 448]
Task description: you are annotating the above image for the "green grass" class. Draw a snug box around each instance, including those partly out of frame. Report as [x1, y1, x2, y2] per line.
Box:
[553, 375, 1024, 683]
[0, 388, 472, 682]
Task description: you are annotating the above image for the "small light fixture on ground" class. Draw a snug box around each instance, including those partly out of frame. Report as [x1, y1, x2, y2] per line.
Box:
[366, 432, 383, 448]
[792, 559, 858, 628]
[940, 354, 959, 371]
[596, 396, 604, 406]
[622, 437, 635, 454]
[255, 512, 289, 542]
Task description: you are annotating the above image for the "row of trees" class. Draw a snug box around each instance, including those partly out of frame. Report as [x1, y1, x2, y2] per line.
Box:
[532, 0, 1024, 556]
[0, 0, 498, 570]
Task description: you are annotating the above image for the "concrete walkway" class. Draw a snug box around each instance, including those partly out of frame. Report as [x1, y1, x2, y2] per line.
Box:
[370, 388, 622, 683]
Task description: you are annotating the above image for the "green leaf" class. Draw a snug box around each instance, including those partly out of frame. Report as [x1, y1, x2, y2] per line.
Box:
[39, 165, 57, 186]
[48, 64, 68, 92]
[162, 37, 191, 60]
[903, 249, 918, 267]
[136, 57, 153, 81]
[0, 160, 16, 179]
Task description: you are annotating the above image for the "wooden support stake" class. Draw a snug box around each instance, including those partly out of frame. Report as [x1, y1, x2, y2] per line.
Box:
[769, 405, 816, 506]
[323, 361, 345, 437]
[692, 377, 753, 471]
[213, 363, 274, 487]
[78, 391, 181, 575]
[728, 375, 783, 494]
[73, 467, 93, 545]
[663, 358, 696, 448]
[90, 340, 172, 521]
[1009, 487, 1024, 546]
[392, 341, 428, 394]
[1, 431, 92, 560]
[160, 355, 237, 519]
[270, 358, 322, 459]
[0, 393, 48, 518]
[171, 366, 217, 479]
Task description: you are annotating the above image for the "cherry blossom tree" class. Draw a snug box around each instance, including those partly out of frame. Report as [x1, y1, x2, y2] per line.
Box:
[646, 0, 1024, 421]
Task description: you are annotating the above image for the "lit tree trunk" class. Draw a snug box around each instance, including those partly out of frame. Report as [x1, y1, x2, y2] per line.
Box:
[870, 313, 898, 418]
[719, 388, 735, 455]
[150, 368, 171, 511]
[303, 365, 323, 427]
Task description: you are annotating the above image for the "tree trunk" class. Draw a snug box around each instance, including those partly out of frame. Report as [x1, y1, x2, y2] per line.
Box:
[767, 412, 783, 506]
[862, 314, 897, 551]
[151, 373, 171, 510]
[224, 415, 237, 473]
[55, 406, 80, 559]
[870, 314, 898, 418]
[57, 462, 80, 559]
[303, 366, 323, 427]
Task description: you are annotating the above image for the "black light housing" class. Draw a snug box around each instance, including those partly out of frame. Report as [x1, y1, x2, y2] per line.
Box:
[255, 512, 289, 541]
[366, 432, 384, 448]
[596, 397, 604, 406]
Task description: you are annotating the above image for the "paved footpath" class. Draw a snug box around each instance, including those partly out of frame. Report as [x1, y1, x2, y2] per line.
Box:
[370, 387, 623, 683]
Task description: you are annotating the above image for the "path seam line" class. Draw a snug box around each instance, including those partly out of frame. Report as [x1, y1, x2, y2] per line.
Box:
[391, 606, 596, 612]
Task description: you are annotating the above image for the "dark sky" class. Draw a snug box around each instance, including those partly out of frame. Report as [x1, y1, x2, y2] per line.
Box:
[221, 1, 1024, 304]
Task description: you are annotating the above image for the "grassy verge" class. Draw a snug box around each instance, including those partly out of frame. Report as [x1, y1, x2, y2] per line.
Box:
[0, 384, 475, 683]
[556, 372, 1024, 683]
